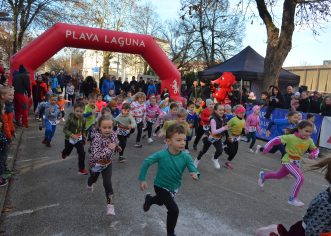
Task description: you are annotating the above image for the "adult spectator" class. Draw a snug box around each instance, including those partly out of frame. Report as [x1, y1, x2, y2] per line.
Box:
[71, 75, 80, 94]
[82, 76, 97, 98]
[264, 86, 284, 119]
[297, 91, 311, 113]
[99, 73, 107, 91]
[144, 78, 150, 95]
[228, 86, 241, 107]
[101, 75, 115, 96]
[283, 86, 294, 109]
[12, 65, 31, 127]
[156, 80, 161, 95]
[309, 91, 323, 114]
[57, 70, 66, 94]
[114, 77, 123, 95]
[188, 80, 201, 100]
[161, 87, 170, 100]
[42, 72, 50, 87]
[122, 78, 130, 94]
[320, 96, 331, 116]
[129, 76, 138, 93]
[200, 81, 211, 101]
[147, 80, 157, 97]
[32, 75, 48, 112]
[50, 71, 59, 94]
[138, 76, 145, 93]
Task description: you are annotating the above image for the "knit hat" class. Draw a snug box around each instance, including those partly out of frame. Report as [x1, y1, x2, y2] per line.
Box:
[234, 105, 246, 114]
[206, 99, 214, 106]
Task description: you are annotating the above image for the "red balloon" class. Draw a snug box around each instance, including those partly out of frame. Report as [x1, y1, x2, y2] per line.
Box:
[10, 23, 183, 101]
[211, 72, 236, 104]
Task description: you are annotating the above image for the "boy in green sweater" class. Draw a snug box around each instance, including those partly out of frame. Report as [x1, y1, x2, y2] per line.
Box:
[138, 123, 199, 236]
[83, 94, 97, 139]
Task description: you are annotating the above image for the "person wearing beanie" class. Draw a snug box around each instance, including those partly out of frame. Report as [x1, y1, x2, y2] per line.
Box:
[193, 99, 214, 151]
[223, 105, 246, 169]
[245, 105, 262, 152]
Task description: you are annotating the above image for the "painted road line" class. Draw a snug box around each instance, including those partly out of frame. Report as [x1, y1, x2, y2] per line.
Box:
[7, 203, 60, 218]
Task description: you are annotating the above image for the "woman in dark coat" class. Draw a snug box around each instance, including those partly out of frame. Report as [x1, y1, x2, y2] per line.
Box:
[81, 76, 97, 98]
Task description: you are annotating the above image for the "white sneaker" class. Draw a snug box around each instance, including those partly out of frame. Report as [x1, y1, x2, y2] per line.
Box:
[153, 133, 157, 137]
[148, 138, 154, 143]
[107, 204, 115, 215]
[255, 145, 261, 154]
[193, 158, 200, 168]
[212, 158, 220, 169]
[87, 185, 93, 192]
[62, 118, 65, 122]
[183, 149, 190, 154]
[288, 198, 304, 207]
[249, 148, 254, 153]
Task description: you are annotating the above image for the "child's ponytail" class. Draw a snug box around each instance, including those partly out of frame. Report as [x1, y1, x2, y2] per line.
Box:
[310, 157, 331, 184]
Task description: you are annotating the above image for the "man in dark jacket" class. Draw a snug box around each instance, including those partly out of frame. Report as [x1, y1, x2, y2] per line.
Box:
[129, 76, 138, 93]
[309, 91, 322, 114]
[138, 77, 145, 93]
[283, 86, 293, 110]
[114, 77, 123, 95]
[99, 73, 107, 91]
[13, 65, 31, 127]
[200, 81, 211, 101]
[122, 78, 130, 94]
[188, 80, 201, 100]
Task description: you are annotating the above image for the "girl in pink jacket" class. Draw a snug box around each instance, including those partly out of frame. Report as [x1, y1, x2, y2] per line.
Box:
[143, 95, 162, 143]
[245, 105, 262, 152]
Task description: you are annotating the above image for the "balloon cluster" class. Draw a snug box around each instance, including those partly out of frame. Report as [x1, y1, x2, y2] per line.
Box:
[211, 72, 236, 104]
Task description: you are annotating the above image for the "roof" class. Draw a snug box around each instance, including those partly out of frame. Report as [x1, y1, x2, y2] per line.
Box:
[198, 46, 300, 83]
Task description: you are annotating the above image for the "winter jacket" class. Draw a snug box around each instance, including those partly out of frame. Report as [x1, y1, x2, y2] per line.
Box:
[63, 113, 86, 140]
[101, 79, 115, 96]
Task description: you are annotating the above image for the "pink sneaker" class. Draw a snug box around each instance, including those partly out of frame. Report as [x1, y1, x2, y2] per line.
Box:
[107, 204, 115, 216]
[224, 162, 233, 169]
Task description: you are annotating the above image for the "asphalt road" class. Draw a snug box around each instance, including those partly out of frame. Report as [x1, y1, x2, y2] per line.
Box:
[0, 118, 328, 236]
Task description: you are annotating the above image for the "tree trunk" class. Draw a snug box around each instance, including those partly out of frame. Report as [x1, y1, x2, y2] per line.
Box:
[103, 51, 111, 75]
[12, 13, 18, 54]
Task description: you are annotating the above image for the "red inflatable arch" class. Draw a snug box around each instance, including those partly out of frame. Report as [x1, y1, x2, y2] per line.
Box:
[10, 23, 182, 100]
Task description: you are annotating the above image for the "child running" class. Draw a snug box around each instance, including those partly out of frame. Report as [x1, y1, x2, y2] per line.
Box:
[87, 115, 121, 216]
[194, 103, 228, 169]
[144, 95, 161, 143]
[257, 120, 319, 207]
[62, 102, 88, 175]
[131, 92, 146, 148]
[185, 101, 199, 153]
[245, 105, 262, 152]
[138, 123, 199, 236]
[114, 103, 136, 163]
[42, 94, 61, 147]
[83, 94, 97, 138]
[223, 105, 246, 169]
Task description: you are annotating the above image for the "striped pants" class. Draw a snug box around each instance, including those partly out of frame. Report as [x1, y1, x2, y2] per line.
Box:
[264, 163, 304, 199]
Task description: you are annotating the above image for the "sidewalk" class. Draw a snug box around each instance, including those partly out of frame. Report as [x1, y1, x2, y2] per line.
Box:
[0, 127, 24, 216]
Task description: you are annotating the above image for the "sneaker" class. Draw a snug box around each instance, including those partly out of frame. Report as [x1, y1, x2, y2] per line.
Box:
[193, 158, 200, 168]
[183, 149, 190, 154]
[61, 152, 67, 159]
[212, 158, 221, 169]
[193, 144, 197, 151]
[255, 145, 261, 154]
[107, 204, 115, 216]
[87, 185, 93, 192]
[142, 134, 147, 139]
[42, 139, 47, 144]
[193, 159, 200, 168]
[224, 162, 233, 169]
[78, 169, 89, 175]
[143, 193, 152, 212]
[62, 118, 65, 122]
[39, 125, 43, 131]
[153, 133, 157, 137]
[134, 143, 143, 148]
[46, 141, 51, 147]
[288, 198, 304, 207]
[0, 178, 8, 187]
[118, 156, 126, 163]
[249, 148, 254, 153]
[148, 138, 154, 143]
[258, 171, 265, 187]
[240, 136, 248, 142]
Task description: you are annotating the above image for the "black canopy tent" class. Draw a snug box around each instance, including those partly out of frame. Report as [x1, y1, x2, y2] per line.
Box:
[198, 46, 300, 93]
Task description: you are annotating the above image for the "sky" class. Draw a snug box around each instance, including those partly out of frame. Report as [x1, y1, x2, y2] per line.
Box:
[149, 0, 331, 67]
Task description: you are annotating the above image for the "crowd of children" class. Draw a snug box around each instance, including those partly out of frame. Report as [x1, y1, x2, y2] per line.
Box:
[0, 74, 330, 236]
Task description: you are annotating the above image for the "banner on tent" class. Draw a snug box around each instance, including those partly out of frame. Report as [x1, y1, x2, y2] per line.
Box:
[319, 117, 331, 149]
[245, 106, 323, 144]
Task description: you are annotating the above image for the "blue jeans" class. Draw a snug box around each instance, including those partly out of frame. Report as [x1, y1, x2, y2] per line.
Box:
[44, 120, 57, 142]
[247, 131, 256, 149]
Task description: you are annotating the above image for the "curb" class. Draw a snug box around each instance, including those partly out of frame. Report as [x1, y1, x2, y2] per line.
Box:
[0, 127, 24, 216]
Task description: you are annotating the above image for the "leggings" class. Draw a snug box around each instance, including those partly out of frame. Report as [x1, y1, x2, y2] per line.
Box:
[118, 134, 127, 156]
[224, 139, 239, 161]
[264, 163, 304, 199]
[144, 121, 153, 138]
[136, 122, 143, 143]
[62, 139, 86, 170]
[193, 125, 204, 146]
[260, 143, 286, 157]
[151, 186, 179, 235]
[247, 131, 256, 149]
[197, 137, 223, 160]
[88, 164, 113, 203]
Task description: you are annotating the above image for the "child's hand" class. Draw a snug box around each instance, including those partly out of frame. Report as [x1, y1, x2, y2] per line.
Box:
[190, 172, 198, 180]
[265, 130, 271, 137]
[140, 181, 148, 191]
[158, 132, 164, 138]
[223, 125, 229, 131]
[70, 134, 78, 140]
[108, 143, 116, 149]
